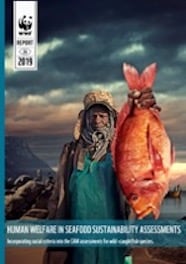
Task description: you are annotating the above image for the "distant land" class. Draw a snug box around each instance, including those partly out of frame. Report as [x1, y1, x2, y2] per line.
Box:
[5, 135, 186, 189]
[5, 136, 54, 179]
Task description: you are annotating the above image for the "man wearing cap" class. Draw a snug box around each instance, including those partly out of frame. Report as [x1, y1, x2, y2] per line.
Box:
[44, 89, 157, 264]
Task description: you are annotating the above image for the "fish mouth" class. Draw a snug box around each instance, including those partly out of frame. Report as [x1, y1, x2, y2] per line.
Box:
[129, 193, 160, 219]
[137, 206, 159, 220]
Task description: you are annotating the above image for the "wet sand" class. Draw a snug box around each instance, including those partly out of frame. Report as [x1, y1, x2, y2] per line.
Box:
[6, 247, 186, 264]
[6, 248, 46, 264]
[132, 248, 174, 264]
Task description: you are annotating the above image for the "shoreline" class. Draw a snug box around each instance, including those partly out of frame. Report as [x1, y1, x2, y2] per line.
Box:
[6, 247, 186, 264]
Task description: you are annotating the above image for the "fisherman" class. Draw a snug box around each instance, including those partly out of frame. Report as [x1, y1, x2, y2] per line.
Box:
[43, 89, 157, 264]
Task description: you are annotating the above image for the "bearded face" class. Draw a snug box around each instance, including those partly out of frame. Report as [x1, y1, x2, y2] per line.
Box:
[80, 104, 115, 161]
[88, 105, 110, 131]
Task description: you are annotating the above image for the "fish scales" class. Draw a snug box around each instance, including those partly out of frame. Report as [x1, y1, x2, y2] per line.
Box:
[116, 109, 170, 200]
[112, 63, 174, 219]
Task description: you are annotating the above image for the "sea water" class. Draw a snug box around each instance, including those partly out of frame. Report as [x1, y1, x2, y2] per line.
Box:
[160, 192, 186, 220]
[26, 135, 186, 220]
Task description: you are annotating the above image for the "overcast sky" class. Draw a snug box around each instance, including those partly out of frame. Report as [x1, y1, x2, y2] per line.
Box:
[5, 0, 186, 162]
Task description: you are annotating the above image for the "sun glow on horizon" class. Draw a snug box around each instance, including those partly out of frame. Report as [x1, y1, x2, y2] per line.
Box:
[169, 162, 186, 188]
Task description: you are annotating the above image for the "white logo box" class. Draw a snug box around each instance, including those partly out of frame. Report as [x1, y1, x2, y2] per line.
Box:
[13, 1, 38, 71]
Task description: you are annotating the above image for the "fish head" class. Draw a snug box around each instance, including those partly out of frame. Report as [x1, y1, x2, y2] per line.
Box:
[129, 192, 161, 219]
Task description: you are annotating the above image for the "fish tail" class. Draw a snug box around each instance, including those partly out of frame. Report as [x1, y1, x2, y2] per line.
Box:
[123, 62, 157, 90]
[140, 63, 157, 89]
[123, 63, 140, 90]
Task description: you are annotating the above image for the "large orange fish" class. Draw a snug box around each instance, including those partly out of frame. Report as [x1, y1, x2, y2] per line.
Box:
[111, 63, 174, 219]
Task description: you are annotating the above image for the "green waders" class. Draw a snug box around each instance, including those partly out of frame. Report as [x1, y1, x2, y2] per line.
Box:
[69, 153, 129, 264]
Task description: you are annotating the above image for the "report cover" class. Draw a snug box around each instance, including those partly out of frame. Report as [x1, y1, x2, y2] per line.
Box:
[5, 1, 186, 264]
[1, 0, 5, 263]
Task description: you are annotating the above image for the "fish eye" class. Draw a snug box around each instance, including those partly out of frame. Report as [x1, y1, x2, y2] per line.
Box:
[131, 194, 138, 201]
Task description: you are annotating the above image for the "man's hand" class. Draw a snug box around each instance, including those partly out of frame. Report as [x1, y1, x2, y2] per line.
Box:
[128, 88, 161, 111]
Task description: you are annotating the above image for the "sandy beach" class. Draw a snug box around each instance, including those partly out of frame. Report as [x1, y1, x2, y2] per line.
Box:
[6, 248, 46, 264]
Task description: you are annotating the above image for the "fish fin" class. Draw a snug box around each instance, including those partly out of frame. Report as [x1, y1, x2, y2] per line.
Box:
[152, 205, 161, 219]
[111, 102, 130, 169]
[123, 63, 140, 90]
[148, 136, 164, 171]
[171, 141, 175, 164]
[148, 112, 172, 171]
[140, 63, 157, 89]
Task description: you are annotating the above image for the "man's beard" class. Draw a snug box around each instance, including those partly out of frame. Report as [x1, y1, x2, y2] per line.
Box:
[80, 112, 115, 161]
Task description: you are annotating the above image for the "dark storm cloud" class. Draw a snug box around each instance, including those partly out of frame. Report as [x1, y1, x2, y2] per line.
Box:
[6, 0, 186, 43]
[6, 10, 186, 101]
[5, 0, 186, 156]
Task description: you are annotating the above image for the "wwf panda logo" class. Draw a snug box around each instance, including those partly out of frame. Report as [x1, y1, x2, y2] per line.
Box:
[18, 15, 32, 35]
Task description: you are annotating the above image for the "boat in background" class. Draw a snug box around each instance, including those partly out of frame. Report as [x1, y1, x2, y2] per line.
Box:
[166, 185, 182, 198]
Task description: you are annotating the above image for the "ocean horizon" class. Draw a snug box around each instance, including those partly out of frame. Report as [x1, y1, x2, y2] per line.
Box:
[25, 134, 73, 168]
[5, 135, 186, 220]
[6, 134, 185, 167]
